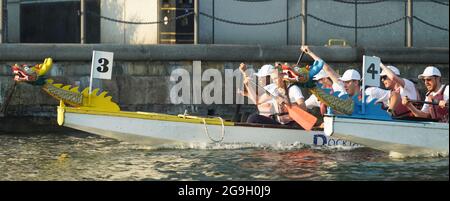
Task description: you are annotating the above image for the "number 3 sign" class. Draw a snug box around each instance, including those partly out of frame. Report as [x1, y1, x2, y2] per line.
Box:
[362, 55, 381, 88]
[91, 51, 114, 80]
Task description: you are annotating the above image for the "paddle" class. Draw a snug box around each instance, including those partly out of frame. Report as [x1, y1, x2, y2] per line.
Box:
[247, 79, 317, 131]
[411, 100, 448, 107]
[296, 50, 305, 66]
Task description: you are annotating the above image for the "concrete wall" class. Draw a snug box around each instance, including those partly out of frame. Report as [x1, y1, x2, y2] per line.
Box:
[100, 0, 158, 44]
[0, 44, 448, 119]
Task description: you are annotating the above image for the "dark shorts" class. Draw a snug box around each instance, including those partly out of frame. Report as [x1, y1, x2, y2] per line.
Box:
[246, 113, 300, 128]
[246, 113, 279, 125]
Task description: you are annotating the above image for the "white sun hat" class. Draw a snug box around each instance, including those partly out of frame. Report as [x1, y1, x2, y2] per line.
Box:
[380, 65, 400, 76]
[254, 64, 275, 77]
[339, 69, 361, 82]
[418, 66, 441, 79]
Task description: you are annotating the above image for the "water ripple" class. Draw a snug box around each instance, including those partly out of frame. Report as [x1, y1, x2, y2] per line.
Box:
[0, 132, 448, 181]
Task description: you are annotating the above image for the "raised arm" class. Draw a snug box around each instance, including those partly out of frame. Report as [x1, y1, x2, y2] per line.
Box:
[301, 46, 341, 85]
[296, 98, 307, 111]
[380, 63, 405, 88]
[239, 63, 261, 105]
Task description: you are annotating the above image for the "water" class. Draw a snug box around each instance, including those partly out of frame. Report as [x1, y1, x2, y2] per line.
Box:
[0, 132, 448, 181]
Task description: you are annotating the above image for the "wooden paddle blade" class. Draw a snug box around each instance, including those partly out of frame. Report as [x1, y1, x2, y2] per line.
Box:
[285, 104, 317, 131]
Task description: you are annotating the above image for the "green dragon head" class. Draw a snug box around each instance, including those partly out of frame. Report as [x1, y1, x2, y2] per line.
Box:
[12, 58, 53, 83]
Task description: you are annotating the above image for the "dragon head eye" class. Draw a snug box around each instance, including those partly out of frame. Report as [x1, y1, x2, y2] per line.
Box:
[21, 64, 31, 71]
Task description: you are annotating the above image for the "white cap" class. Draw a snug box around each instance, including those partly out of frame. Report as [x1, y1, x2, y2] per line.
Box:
[254, 64, 275, 77]
[380, 65, 400, 76]
[313, 70, 329, 80]
[339, 69, 361, 81]
[418, 66, 441, 79]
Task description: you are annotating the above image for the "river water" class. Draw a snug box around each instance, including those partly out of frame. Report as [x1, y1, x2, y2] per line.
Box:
[0, 131, 448, 181]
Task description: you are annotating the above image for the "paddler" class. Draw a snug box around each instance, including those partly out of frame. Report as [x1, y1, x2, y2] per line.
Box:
[239, 63, 278, 124]
[238, 62, 307, 127]
[379, 63, 419, 117]
[402, 66, 449, 122]
[301, 46, 359, 99]
[302, 46, 396, 113]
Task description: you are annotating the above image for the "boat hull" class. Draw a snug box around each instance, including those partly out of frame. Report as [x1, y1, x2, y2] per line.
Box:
[324, 115, 449, 158]
[61, 109, 358, 148]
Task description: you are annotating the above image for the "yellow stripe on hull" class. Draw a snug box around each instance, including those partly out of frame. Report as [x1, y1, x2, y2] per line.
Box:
[60, 106, 235, 126]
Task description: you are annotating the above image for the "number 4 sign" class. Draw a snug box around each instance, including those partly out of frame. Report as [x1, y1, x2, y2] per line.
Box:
[91, 51, 114, 80]
[361, 55, 381, 114]
[362, 55, 381, 88]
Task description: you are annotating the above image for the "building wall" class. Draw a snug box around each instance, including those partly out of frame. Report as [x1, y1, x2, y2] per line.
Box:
[413, 1, 449, 47]
[200, 0, 291, 45]
[6, 0, 19, 43]
[1, 0, 449, 47]
[100, 0, 158, 44]
[306, 0, 408, 47]
[307, 0, 355, 47]
[199, 0, 449, 47]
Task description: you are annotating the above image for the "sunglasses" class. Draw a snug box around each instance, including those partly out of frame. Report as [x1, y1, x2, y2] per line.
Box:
[380, 75, 388, 81]
[422, 77, 435, 82]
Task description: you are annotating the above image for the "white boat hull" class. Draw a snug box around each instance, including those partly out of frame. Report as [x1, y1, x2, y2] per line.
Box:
[62, 111, 359, 148]
[324, 115, 449, 158]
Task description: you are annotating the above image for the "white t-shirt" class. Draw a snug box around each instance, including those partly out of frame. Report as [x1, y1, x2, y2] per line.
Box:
[399, 79, 419, 100]
[263, 83, 278, 97]
[264, 84, 304, 124]
[385, 78, 418, 106]
[263, 83, 304, 104]
[421, 85, 449, 112]
[365, 87, 390, 107]
[305, 94, 320, 109]
[288, 84, 304, 103]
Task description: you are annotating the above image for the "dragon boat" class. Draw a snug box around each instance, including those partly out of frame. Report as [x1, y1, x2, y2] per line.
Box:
[6, 58, 358, 148]
[8, 58, 448, 157]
